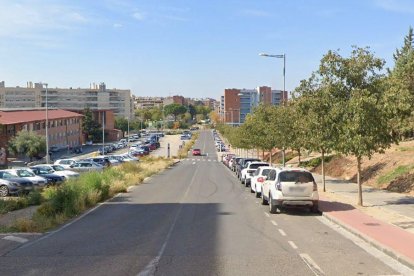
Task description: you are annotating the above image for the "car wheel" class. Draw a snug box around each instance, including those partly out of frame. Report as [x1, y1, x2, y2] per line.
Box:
[261, 192, 268, 205]
[244, 178, 249, 187]
[255, 187, 261, 198]
[250, 185, 254, 193]
[269, 194, 278, 214]
[0, 185, 9, 197]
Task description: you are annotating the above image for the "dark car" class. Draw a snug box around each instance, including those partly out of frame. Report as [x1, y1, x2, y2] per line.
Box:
[0, 171, 34, 196]
[30, 167, 65, 185]
[140, 146, 150, 155]
[236, 158, 261, 179]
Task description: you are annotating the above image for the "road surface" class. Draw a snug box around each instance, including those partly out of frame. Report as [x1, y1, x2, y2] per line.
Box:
[0, 130, 406, 275]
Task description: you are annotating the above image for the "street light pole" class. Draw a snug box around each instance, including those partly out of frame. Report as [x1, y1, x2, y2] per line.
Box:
[102, 111, 105, 156]
[44, 83, 49, 164]
[127, 116, 130, 144]
[259, 52, 287, 165]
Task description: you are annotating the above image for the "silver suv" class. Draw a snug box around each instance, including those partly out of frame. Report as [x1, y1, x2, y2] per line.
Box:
[261, 167, 319, 214]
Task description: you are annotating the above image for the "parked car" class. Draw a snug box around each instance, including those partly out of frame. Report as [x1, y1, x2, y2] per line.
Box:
[0, 172, 34, 197]
[240, 162, 269, 187]
[180, 134, 191, 140]
[54, 159, 78, 169]
[69, 161, 104, 173]
[32, 164, 80, 179]
[83, 157, 112, 168]
[261, 167, 319, 214]
[250, 166, 273, 197]
[192, 148, 201, 156]
[236, 158, 261, 179]
[30, 167, 65, 186]
[5, 168, 48, 189]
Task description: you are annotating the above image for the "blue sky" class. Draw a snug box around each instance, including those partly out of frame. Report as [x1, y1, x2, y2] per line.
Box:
[0, 0, 413, 98]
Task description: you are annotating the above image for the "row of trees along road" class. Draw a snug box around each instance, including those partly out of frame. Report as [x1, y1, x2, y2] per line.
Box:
[218, 28, 414, 206]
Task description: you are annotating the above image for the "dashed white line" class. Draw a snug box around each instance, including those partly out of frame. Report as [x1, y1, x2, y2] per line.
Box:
[288, 241, 298, 249]
[192, 162, 196, 165]
[278, 229, 287, 236]
[264, 212, 270, 218]
[300, 253, 325, 276]
[3, 236, 28, 243]
[271, 220, 278, 226]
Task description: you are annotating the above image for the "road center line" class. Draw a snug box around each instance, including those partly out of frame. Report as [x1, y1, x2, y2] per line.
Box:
[288, 241, 298, 249]
[137, 165, 199, 276]
[299, 253, 325, 276]
[271, 220, 278, 226]
[278, 229, 287, 236]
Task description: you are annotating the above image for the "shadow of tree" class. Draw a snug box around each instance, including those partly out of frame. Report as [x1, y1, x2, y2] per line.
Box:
[350, 162, 387, 184]
[386, 172, 414, 193]
[318, 200, 355, 213]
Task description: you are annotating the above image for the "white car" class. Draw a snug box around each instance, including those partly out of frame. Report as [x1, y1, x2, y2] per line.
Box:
[261, 167, 319, 214]
[240, 162, 269, 187]
[69, 161, 104, 173]
[5, 168, 48, 189]
[250, 166, 273, 197]
[32, 164, 80, 179]
[54, 159, 78, 169]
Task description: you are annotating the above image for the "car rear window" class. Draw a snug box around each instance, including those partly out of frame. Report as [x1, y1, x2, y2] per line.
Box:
[262, 169, 272, 176]
[249, 163, 268, 169]
[279, 171, 314, 183]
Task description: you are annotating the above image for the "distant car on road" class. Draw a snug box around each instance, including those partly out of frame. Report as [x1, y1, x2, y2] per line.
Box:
[69, 161, 104, 173]
[54, 159, 78, 169]
[32, 164, 80, 179]
[192, 148, 201, 156]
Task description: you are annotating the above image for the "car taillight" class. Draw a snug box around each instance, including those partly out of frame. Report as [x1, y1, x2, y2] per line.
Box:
[313, 181, 317, 191]
[258, 177, 264, 183]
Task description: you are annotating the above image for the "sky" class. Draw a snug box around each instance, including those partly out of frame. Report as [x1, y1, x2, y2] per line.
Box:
[0, 0, 413, 99]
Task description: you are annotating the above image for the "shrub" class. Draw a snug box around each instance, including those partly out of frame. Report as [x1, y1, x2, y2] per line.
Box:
[377, 165, 414, 185]
[300, 155, 335, 168]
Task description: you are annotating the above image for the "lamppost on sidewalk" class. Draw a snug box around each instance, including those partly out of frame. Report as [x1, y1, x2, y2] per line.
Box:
[259, 52, 286, 165]
[41, 83, 50, 163]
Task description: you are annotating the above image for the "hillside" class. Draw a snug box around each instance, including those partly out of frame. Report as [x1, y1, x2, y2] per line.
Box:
[286, 140, 414, 195]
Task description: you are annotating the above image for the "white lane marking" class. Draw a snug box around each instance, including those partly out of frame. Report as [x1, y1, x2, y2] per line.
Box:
[255, 201, 259, 204]
[138, 164, 200, 276]
[192, 159, 195, 161]
[192, 162, 196, 165]
[271, 220, 278, 226]
[288, 241, 298, 249]
[278, 229, 287, 236]
[208, 159, 211, 162]
[264, 212, 270, 217]
[299, 253, 325, 276]
[3, 236, 28, 243]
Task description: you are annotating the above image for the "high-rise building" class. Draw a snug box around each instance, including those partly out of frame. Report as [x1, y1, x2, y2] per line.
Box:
[0, 82, 133, 119]
[220, 86, 287, 126]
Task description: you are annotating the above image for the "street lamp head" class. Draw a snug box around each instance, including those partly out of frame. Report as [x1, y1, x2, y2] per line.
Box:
[259, 53, 268, 57]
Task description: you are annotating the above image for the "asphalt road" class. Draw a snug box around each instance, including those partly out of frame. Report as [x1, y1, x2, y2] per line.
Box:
[0, 130, 406, 275]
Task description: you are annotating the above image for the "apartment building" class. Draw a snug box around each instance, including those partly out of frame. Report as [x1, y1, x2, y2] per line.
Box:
[133, 96, 164, 109]
[0, 82, 133, 119]
[221, 86, 287, 126]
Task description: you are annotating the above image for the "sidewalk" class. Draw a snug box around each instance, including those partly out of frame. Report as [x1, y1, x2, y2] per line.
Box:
[314, 173, 414, 270]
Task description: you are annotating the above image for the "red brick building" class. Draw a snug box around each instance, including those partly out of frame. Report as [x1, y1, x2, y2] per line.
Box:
[224, 89, 241, 124]
[0, 110, 84, 150]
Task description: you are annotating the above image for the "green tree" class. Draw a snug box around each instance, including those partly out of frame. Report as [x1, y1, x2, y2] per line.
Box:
[114, 117, 129, 132]
[8, 130, 46, 161]
[164, 104, 187, 121]
[323, 47, 394, 206]
[188, 104, 197, 118]
[385, 27, 414, 138]
[195, 114, 205, 123]
[82, 108, 102, 142]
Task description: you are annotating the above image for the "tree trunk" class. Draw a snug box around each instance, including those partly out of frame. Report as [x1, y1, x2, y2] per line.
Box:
[322, 149, 326, 192]
[282, 148, 286, 167]
[262, 150, 265, 160]
[269, 149, 272, 166]
[298, 148, 301, 164]
[357, 156, 363, 206]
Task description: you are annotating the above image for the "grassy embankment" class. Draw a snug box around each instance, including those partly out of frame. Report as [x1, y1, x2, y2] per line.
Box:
[0, 157, 174, 232]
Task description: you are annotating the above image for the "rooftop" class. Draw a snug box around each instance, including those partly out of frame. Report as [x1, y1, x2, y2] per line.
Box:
[0, 109, 83, 125]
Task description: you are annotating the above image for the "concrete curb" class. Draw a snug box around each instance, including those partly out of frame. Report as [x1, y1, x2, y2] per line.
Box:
[322, 212, 414, 270]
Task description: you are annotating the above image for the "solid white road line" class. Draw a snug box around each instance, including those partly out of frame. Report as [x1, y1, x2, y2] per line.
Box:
[192, 162, 196, 165]
[288, 241, 298, 249]
[299, 253, 325, 276]
[264, 212, 270, 217]
[271, 220, 278, 226]
[278, 229, 287, 236]
[3, 236, 28, 243]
